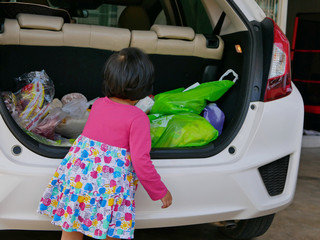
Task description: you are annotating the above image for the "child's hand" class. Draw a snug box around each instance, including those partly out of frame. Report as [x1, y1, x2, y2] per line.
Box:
[161, 191, 172, 208]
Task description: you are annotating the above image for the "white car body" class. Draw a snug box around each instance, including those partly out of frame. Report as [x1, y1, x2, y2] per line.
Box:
[0, 85, 304, 230]
[0, 0, 304, 237]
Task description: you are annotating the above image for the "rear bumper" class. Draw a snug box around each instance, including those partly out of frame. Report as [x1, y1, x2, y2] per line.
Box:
[137, 84, 304, 228]
[0, 85, 304, 230]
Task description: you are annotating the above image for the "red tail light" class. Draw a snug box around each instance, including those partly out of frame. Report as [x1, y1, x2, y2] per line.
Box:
[264, 19, 292, 102]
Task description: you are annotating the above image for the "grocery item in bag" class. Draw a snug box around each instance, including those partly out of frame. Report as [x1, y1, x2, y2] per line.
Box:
[135, 96, 154, 113]
[14, 70, 55, 104]
[55, 95, 95, 139]
[31, 107, 68, 140]
[32, 94, 90, 140]
[55, 111, 89, 139]
[1, 91, 21, 118]
[13, 70, 55, 129]
[203, 103, 225, 135]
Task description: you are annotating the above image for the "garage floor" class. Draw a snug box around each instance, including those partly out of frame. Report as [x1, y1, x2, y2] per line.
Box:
[2, 147, 319, 240]
[256, 147, 320, 240]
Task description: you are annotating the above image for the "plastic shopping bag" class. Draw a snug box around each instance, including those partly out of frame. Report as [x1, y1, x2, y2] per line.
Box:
[13, 70, 55, 129]
[149, 113, 219, 148]
[31, 107, 68, 140]
[31, 94, 90, 140]
[14, 70, 55, 104]
[203, 103, 225, 135]
[55, 96, 94, 139]
[150, 80, 235, 115]
[1, 91, 22, 119]
[55, 111, 90, 139]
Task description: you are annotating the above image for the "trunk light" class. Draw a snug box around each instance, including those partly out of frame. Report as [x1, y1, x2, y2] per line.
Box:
[235, 44, 242, 53]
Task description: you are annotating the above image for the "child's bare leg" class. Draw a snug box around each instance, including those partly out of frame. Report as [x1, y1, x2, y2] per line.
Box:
[61, 230, 84, 240]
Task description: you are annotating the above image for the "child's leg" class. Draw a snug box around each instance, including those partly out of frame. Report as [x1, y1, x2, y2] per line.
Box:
[61, 230, 84, 240]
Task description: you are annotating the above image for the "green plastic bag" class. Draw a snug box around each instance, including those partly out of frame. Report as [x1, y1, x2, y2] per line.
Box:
[150, 80, 234, 115]
[149, 113, 219, 148]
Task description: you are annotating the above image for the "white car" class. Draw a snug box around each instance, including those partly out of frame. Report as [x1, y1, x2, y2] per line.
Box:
[0, 0, 304, 239]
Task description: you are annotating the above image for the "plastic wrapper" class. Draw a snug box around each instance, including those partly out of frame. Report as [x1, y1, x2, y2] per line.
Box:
[61, 92, 87, 105]
[31, 107, 68, 140]
[61, 97, 89, 119]
[1, 91, 22, 119]
[26, 129, 75, 147]
[2, 71, 94, 142]
[203, 103, 225, 135]
[25, 103, 51, 131]
[55, 97, 91, 139]
[135, 96, 154, 113]
[50, 98, 63, 109]
[55, 111, 90, 139]
[150, 80, 235, 115]
[31, 96, 90, 140]
[13, 70, 55, 128]
[26, 91, 91, 140]
[149, 113, 218, 148]
[14, 70, 55, 103]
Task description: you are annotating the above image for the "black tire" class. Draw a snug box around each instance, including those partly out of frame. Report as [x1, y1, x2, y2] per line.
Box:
[219, 214, 275, 239]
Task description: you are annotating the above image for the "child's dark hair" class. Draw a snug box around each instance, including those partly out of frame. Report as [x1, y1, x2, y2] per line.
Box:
[102, 47, 154, 100]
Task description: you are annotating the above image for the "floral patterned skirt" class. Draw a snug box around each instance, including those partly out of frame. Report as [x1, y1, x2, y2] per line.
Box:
[37, 135, 138, 239]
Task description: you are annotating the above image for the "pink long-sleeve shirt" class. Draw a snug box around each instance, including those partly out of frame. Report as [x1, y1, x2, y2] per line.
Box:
[82, 97, 168, 201]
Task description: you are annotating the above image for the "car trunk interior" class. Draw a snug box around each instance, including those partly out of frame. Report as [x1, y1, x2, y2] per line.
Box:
[0, 0, 253, 159]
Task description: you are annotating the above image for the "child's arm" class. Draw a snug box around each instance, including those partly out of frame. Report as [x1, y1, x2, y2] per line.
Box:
[130, 115, 171, 204]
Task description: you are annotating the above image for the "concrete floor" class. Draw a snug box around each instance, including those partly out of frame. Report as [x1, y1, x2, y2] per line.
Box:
[1, 147, 319, 240]
[256, 147, 320, 240]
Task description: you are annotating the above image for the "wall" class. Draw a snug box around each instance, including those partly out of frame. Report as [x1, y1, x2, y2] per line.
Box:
[287, 0, 320, 43]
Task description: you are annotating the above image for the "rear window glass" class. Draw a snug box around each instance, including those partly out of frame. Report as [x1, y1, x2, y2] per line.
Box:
[74, 4, 167, 27]
[75, 4, 123, 27]
[178, 0, 212, 34]
[7, 0, 210, 31]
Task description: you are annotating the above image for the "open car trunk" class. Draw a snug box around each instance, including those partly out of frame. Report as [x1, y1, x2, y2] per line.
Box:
[0, 0, 255, 159]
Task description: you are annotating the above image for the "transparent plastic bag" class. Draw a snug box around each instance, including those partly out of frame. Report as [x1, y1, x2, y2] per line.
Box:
[29, 95, 90, 140]
[13, 70, 55, 128]
[55, 111, 90, 139]
[14, 70, 55, 103]
[1, 91, 22, 119]
[31, 107, 68, 140]
[55, 97, 91, 139]
[61, 98, 89, 119]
